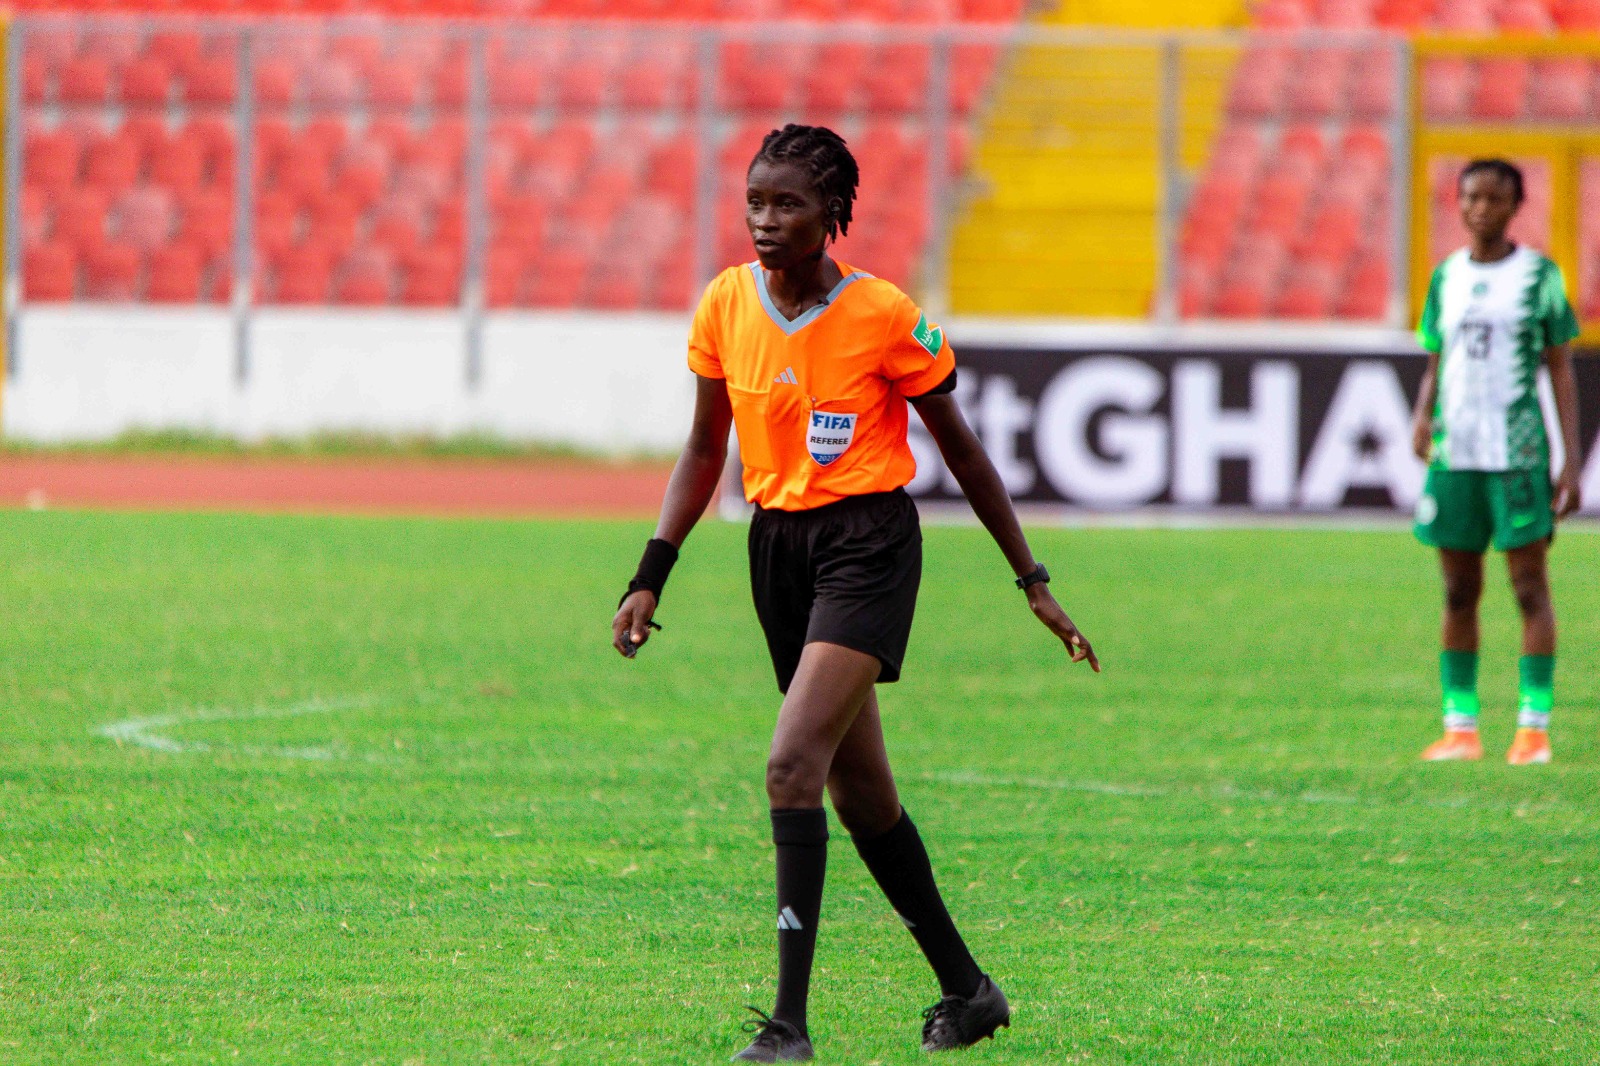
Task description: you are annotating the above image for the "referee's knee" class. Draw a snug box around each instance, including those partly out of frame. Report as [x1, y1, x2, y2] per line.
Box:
[766, 750, 827, 807]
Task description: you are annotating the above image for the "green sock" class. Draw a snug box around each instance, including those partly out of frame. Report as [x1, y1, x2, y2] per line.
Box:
[1517, 655, 1554, 730]
[1441, 650, 1479, 731]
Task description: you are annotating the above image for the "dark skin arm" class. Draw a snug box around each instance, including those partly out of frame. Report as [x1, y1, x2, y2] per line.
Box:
[1411, 348, 1440, 462]
[611, 374, 733, 657]
[1547, 343, 1583, 518]
[913, 392, 1099, 671]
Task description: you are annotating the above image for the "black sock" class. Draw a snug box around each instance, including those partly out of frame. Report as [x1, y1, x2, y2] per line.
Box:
[852, 808, 983, 997]
[770, 807, 828, 1035]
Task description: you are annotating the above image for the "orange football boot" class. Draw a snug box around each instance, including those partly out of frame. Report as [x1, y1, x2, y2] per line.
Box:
[1506, 727, 1551, 765]
[1420, 730, 1483, 761]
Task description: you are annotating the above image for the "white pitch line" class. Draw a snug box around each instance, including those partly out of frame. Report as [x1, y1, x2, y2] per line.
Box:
[918, 770, 1476, 811]
[94, 694, 382, 761]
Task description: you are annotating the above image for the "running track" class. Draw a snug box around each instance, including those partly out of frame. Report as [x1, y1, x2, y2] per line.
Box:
[0, 455, 675, 519]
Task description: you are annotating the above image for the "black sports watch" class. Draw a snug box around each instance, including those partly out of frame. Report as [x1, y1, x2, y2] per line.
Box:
[1015, 563, 1050, 591]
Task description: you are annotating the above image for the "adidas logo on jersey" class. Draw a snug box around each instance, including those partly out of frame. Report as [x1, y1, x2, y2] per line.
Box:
[773, 367, 799, 385]
[777, 906, 804, 931]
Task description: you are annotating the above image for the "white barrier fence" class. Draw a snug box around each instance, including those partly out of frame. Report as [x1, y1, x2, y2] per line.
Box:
[3, 307, 698, 451]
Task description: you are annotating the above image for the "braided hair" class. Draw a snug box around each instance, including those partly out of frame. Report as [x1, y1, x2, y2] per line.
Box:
[1459, 158, 1525, 205]
[750, 124, 861, 241]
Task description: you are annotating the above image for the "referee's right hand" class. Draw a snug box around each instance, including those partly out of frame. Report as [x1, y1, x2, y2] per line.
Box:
[612, 590, 659, 659]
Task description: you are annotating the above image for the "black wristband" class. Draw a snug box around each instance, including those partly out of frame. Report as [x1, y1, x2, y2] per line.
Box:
[623, 538, 678, 605]
[1015, 563, 1049, 590]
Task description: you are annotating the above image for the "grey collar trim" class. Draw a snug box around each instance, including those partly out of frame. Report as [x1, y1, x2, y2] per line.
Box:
[748, 262, 872, 335]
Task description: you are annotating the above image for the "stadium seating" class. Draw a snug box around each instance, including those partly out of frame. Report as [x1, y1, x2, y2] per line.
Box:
[1172, 0, 1600, 320]
[17, 10, 1013, 307]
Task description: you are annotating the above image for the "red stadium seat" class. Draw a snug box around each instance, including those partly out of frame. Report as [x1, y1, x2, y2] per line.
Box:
[368, 56, 425, 109]
[619, 37, 694, 110]
[84, 133, 144, 196]
[178, 188, 234, 259]
[306, 58, 361, 108]
[1555, 0, 1600, 30]
[721, 41, 800, 111]
[20, 185, 49, 252]
[400, 250, 461, 305]
[81, 28, 142, 65]
[25, 128, 82, 187]
[1293, 201, 1362, 262]
[494, 192, 547, 246]
[555, 39, 620, 110]
[1286, 45, 1350, 118]
[184, 53, 236, 106]
[485, 241, 529, 307]
[58, 54, 112, 104]
[123, 115, 171, 159]
[253, 190, 300, 263]
[431, 48, 469, 107]
[25, 242, 78, 302]
[308, 191, 363, 257]
[1338, 255, 1389, 318]
[1273, 263, 1337, 317]
[1420, 57, 1471, 120]
[120, 55, 173, 106]
[253, 54, 298, 108]
[147, 243, 204, 302]
[370, 197, 428, 257]
[1435, 0, 1496, 31]
[149, 30, 205, 76]
[1470, 58, 1529, 119]
[1373, 0, 1429, 29]
[1528, 58, 1591, 120]
[268, 244, 334, 303]
[433, 199, 466, 247]
[1254, 0, 1310, 27]
[1347, 47, 1398, 118]
[83, 241, 142, 301]
[1498, 0, 1554, 31]
[1213, 276, 1271, 318]
[950, 42, 1000, 116]
[863, 43, 930, 113]
[335, 245, 394, 304]
[53, 188, 111, 250]
[114, 187, 176, 250]
[488, 48, 544, 108]
[1226, 46, 1290, 119]
[150, 135, 207, 193]
[526, 250, 589, 307]
[23, 54, 49, 106]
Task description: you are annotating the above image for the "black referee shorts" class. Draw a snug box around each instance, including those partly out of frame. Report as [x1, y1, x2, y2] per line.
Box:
[748, 488, 922, 694]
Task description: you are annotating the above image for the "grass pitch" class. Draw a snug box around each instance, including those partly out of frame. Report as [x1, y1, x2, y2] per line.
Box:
[1, 511, 1596, 1065]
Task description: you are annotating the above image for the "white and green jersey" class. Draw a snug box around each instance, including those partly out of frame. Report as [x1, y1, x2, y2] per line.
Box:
[1417, 245, 1579, 471]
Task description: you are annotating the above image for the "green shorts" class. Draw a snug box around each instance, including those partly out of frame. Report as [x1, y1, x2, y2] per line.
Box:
[1413, 467, 1553, 553]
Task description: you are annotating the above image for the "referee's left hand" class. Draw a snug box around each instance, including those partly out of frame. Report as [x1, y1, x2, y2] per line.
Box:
[1025, 585, 1099, 672]
[612, 590, 659, 659]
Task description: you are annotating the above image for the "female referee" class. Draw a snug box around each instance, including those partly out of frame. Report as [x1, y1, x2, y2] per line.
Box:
[1411, 158, 1582, 765]
[611, 124, 1098, 1061]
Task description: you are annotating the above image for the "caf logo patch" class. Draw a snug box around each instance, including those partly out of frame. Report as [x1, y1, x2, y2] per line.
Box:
[911, 313, 944, 358]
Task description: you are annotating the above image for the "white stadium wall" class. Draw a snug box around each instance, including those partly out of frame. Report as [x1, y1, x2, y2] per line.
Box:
[3, 307, 699, 453]
[5, 311, 1598, 516]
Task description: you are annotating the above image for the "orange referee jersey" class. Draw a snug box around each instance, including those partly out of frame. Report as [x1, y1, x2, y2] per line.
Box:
[688, 261, 956, 512]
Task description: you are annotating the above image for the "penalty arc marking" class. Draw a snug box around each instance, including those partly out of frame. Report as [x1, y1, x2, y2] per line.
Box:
[94, 694, 388, 762]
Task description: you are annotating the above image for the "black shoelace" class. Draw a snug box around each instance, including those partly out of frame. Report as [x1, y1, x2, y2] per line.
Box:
[741, 1006, 789, 1046]
[922, 996, 963, 1039]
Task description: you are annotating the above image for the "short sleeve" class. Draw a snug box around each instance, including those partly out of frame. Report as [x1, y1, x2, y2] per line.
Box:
[883, 294, 957, 398]
[1540, 260, 1580, 348]
[687, 277, 725, 379]
[1416, 265, 1444, 353]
